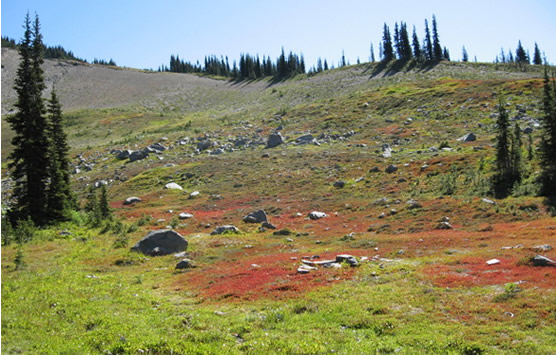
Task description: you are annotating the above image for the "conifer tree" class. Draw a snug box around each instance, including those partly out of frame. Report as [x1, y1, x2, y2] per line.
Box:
[462, 46, 469, 62]
[381, 23, 394, 62]
[533, 43, 543, 65]
[399, 22, 412, 61]
[370, 43, 376, 62]
[539, 69, 556, 196]
[7, 13, 50, 226]
[493, 96, 512, 196]
[46, 89, 74, 221]
[432, 15, 443, 61]
[510, 122, 523, 184]
[98, 184, 112, 220]
[423, 19, 433, 62]
[412, 26, 422, 61]
[515, 40, 529, 65]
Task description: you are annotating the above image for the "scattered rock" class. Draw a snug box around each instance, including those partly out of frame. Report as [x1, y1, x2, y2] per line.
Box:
[435, 221, 453, 230]
[261, 221, 277, 230]
[178, 212, 194, 219]
[335, 254, 359, 267]
[129, 150, 149, 162]
[531, 245, 552, 252]
[530, 255, 556, 267]
[273, 229, 293, 236]
[176, 259, 193, 269]
[164, 182, 183, 190]
[486, 258, 500, 265]
[333, 180, 346, 188]
[385, 165, 398, 174]
[406, 199, 422, 209]
[308, 211, 327, 220]
[481, 198, 495, 205]
[123, 196, 142, 205]
[382, 144, 392, 158]
[243, 210, 268, 223]
[149, 142, 167, 152]
[116, 150, 133, 160]
[131, 229, 188, 256]
[266, 132, 284, 148]
[211, 225, 240, 235]
[189, 191, 200, 198]
[295, 134, 314, 144]
[457, 133, 476, 142]
[369, 167, 381, 173]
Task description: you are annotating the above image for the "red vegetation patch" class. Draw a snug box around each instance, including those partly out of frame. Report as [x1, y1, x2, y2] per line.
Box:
[424, 257, 556, 289]
[179, 252, 357, 301]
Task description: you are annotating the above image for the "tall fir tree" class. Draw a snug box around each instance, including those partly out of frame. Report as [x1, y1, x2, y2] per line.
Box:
[515, 40, 529, 65]
[432, 15, 443, 61]
[423, 19, 433, 62]
[539, 69, 556, 196]
[462, 46, 469, 62]
[381, 23, 394, 62]
[46, 89, 74, 221]
[370, 43, 376, 62]
[510, 122, 523, 184]
[411, 26, 422, 61]
[493, 96, 512, 196]
[533, 43, 543, 65]
[7, 13, 50, 226]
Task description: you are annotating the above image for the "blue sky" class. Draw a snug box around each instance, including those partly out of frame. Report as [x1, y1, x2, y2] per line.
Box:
[2, 0, 555, 69]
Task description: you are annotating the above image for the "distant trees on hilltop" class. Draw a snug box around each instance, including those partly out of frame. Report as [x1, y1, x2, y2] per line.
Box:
[2, 35, 87, 62]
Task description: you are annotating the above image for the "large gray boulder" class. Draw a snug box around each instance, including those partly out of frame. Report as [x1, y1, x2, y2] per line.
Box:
[267, 133, 284, 148]
[457, 133, 476, 142]
[129, 150, 149, 162]
[243, 210, 268, 223]
[116, 150, 133, 160]
[131, 229, 188, 256]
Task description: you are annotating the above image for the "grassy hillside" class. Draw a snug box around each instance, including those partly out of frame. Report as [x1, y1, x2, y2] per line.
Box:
[2, 56, 555, 354]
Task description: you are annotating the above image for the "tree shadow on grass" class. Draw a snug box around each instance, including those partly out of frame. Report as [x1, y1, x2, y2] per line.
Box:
[366, 59, 439, 79]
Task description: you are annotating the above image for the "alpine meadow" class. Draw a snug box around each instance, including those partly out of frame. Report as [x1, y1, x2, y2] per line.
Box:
[2, 9, 556, 355]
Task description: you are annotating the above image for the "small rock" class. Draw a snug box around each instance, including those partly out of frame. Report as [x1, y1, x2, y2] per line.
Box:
[261, 221, 277, 230]
[164, 182, 183, 190]
[385, 165, 398, 174]
[243, 210, 268, 223]
[267, 132, 284, 148]
[481, 198, 495, 205]
[369, 167, 381, 173]
[531, 245, 552, 252]
[189, 191, 200, 198]
[406, 199, 422, 209]
[308, 211, 327, 220]
[178, 212, 194, 219]
[530, 255, 556, 267]
[176, 259, 193, 269]
[486, 259, 500, 265]
[335, 254, 359, 267]
[211, 225, 240, 235]
[123, 197, 142, 205]
[457, 133, 476, 142]
[333, 180, 346, 188]
[435, 221, 453, 230]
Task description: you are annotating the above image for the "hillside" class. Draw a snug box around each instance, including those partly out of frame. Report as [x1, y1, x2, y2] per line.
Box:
[2, 51, 555, 354]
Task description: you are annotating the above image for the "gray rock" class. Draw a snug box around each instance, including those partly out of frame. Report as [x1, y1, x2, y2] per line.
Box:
[481, 198, 495, 205]
[164, 182, 183, 190]
[123, 196, 142, 205]
[523, 127, 533, 134]
[333, 180, 346, 188]
[178, 212, 194, 219]
[267, 133, 284, 148]
[385, 165, 398, 174]
[129, 150, 148, 162]
[131, 229, 188, 256]
[243, 210, 268, 223]
[149, 142, 167, 152]
[308, 211, 327, 220]
[295, 134, 314, 144]
[531, 255, 556, 267]
[369, 166, 381, 173]
[197, 140, 213, 151]
[261, 221, 277, 230]
[531, 245, 552, 252]
[176, 259, 193, 269]
[116, 149, 133, 160]
[335, 254, 359, 267]
[382, 144, 392, 158]
[457, 133, 476, 142]
[406, 199, 422, 209]
[211, 225, 240, 235]
[436, 221, 453, 230]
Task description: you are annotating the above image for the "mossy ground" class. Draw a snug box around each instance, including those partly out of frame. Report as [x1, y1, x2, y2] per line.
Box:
[2, 61, 556, 354]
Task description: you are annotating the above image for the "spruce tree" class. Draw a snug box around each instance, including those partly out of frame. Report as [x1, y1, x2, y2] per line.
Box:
[46, 89, 74, 221]
[510, 122, 523, 184]
[539, 69, 556, 196]
[99, 184, 112, 220]
[370, 43, 376, 62]
[412, 26, 422, 61]
[432, 15, 443, 61]
[462, 46, 469, 62]
[381, 23, 394, 62]
[515, 41, 529, 65]
[493, 96, 512, 196]
[423, 19, 433, 62]
[533, 43, 542, 65]
[7, 13, 50, 226]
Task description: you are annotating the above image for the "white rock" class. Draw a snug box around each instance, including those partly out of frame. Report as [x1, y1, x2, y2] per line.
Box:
[178, 212, 194, 219]
[308, 211, 327, 220]
[164, 182, 183, 190]
[486, 259, 500, 265]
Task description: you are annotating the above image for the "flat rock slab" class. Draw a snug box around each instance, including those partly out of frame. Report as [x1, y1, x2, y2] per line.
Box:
[211, 225, 240, 235]
[131, 229, 188, 256]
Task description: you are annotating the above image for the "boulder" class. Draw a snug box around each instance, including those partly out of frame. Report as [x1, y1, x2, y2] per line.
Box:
[116, 149, 133, 160]
[131, 229, 188, 256]
[197, 140, 212, 151]
[149, 142, 167, 152]
[335, 254, 359, 267]
[406, 199, 422, 209]
[295, 134, 314, 144]
[243, 210, 268, 223]
[211, 225, 240, 235]
[266, 132, 284, 148]
[308, 211, 327, 220]
[436, 221, 453, 230]
[178, 212, 194, 219]
[261, 221, 277, 230]
[531, 255, 556, 267]
[123, 196, 142, 205]
[457, 133, 476, 142]
[164, 182, 183, 190]
[129, 150, 149, 162]
[333, 180, 346, 188]
[176, 259, 193, 269]
[385, 165, 398, 174]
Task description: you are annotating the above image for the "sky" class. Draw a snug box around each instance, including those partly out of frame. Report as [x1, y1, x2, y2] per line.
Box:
[1, 0, 555, 70]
